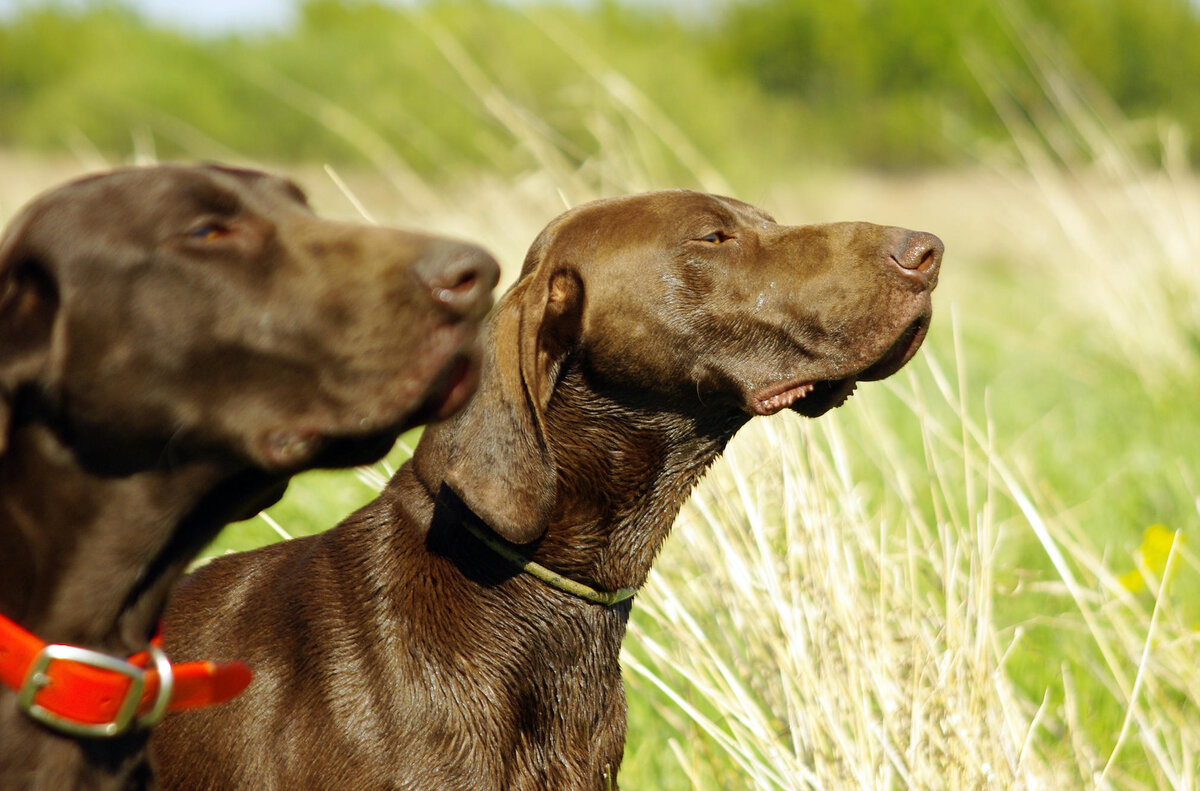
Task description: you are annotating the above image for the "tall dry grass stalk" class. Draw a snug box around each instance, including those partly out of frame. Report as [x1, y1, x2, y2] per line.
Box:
[2, 11, 1195, 786]
[972, 2, 1200, 392]
[622, 333, 1199, 790]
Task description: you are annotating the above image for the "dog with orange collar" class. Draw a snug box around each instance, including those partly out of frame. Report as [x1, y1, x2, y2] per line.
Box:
[0, 164, 496, 790]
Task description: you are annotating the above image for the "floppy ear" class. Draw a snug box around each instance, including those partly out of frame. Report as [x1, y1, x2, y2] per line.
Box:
[443, 262, 584, 544]
[0, 211, 59, 456]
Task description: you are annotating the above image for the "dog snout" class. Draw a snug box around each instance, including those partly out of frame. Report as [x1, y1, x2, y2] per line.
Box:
[415, 241, 500, 319]
[888, 230, 943, 281]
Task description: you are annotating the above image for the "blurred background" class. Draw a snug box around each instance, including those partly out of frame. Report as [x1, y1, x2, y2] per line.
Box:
[4, 0, 1200, 183]
[2, 1, 1197, 789]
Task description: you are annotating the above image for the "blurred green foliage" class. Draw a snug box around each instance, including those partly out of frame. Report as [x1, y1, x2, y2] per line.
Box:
[716, 0, 1200, 166]
[2, 0, 1199, 181]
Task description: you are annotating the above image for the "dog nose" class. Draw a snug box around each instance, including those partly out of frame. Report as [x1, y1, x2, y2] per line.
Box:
[415, 242, 500, 319]
[889, 231, 943, 278]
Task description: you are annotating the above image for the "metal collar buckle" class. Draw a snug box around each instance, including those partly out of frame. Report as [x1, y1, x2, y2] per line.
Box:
[16, 642, 174, 738]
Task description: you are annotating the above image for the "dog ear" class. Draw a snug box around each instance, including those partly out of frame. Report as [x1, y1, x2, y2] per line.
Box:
[0, 211, 59, 456]
[443, 263, 584, 545]
[521, 268, 583, 414]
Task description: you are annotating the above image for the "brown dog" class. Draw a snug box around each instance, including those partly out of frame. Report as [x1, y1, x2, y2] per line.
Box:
[0, 164, 497, 791]
[152, 190, 942, 790]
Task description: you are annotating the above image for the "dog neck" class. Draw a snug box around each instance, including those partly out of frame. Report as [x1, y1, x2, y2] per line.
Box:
[391, 370, 747, 787]
[532, 373, 747, 595]
[0, 422, 279, 657]
[411, 367, 748, 606]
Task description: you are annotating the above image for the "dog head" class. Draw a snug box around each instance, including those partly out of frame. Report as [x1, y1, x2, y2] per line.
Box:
[0, 164, 497, 474]
[433, 190, 941, 543]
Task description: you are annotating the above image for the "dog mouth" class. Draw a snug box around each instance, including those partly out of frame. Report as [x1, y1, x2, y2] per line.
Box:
[855, 314, 929, 382]
[409, 337, 482, 424]
[371, 322, 483, 434]
[267, 325, 483, 471]
[751, 378, 858, 418]
[748, 313, 930, 418]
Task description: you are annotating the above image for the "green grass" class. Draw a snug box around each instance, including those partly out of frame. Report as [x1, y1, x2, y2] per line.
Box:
[623, 354, 1199, 788]
[608, 52, 1200, 783]
[180, 151, 1200, 788]
[2, 3, 1198, 786]
[6, 0, 1200, 177]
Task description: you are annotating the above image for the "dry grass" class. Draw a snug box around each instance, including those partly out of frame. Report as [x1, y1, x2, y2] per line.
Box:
[2, 145, 1198, 790]
[3, 24, 1199, 783]
[622, 339, 1200, 790]
[617, 38, 1200, 785]
[2, 2, 1198, 785]
[3, 143, 1199, 787]
[970, 25, 1200, 392]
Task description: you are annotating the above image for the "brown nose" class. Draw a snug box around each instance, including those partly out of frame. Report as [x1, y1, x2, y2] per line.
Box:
[415, 241, 500, 319]
[889, 231, 943, 279]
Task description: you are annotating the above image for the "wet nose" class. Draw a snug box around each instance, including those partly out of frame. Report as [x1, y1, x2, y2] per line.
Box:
[414, 241, 500, 319]
[889, 231, 943, 279]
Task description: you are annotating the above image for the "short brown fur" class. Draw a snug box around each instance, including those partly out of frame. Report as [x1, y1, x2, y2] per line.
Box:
[153, 190, 942, 790]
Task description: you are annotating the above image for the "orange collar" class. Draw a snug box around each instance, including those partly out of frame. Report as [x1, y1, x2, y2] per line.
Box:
[0, 612, 251, 738]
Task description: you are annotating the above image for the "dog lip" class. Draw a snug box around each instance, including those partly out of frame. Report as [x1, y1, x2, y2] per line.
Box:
[323, 321, 482, 435]
[747, 312, 929, 419]
[856, 313, 930, 382]
[750, 380, 815, 416]
[425, 346, 482, 422]
[297, 328, 482, 470]
[399, 326, 483, 427]
[788, 378, 858, 417]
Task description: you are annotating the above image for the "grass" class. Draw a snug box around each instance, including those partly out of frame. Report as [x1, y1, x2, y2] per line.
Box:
[167, 151, 1192, 788]
[622, 342, 1199, 789]
[3, 155, 1197, 791]
[1, 15, 1197, 788]
[610, 34, 1200, 786]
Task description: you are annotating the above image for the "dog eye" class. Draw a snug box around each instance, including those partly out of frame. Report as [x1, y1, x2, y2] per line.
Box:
[700, 231, 731, 244]
[187, 223, 230, 242]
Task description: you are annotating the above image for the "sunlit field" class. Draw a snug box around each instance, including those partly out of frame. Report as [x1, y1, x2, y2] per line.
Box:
[2, 10, 1198, 785]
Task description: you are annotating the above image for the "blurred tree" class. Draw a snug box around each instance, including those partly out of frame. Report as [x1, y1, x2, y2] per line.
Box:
[2, 0, 1198, 173]
[714, 0, 1200, 165]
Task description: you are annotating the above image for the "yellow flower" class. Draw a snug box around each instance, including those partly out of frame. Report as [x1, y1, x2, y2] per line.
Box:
[1119, 524, 1182, 593]
[1118, 568, 1145, 593]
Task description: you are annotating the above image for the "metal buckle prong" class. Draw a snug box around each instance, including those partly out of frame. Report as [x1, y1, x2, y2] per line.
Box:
[138, 643, 173, 728]
[16, 643, 145, 738]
